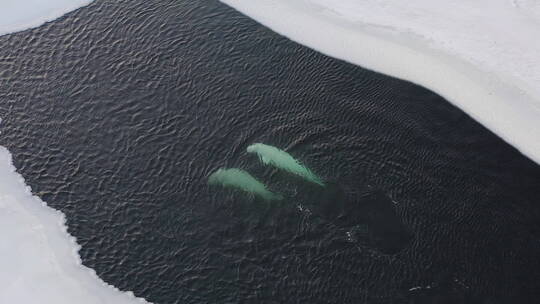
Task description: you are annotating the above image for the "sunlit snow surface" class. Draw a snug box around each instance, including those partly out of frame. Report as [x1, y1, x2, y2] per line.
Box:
[0, 147, 150, 303]
[0, 0, 92, 36]
[1, 0, 539, 302]
[221, 0, 540, 164]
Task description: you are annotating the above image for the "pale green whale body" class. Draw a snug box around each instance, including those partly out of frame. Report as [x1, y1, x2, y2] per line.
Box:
[247, 143, 325, 186]
[208, 168, 283, 201]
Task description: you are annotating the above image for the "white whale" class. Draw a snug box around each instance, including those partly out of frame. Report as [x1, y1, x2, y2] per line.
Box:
[247, 143, 324, 186]
[208, 168, 283, 200]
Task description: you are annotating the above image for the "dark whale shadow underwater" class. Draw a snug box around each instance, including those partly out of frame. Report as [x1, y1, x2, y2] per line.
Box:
[292, 181, 413, 254]
[223, 170, 413, 255]
[3, 0, 540, 302]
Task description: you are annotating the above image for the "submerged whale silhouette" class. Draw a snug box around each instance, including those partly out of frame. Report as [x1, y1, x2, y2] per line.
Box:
[208, 168, 283, 201]
[306, 184, 412, 254]
[246, 143, 324, 186]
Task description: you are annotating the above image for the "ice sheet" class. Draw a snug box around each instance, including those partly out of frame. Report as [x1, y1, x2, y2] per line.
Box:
[221, 0, 540, 164]
[0, 147, 150, 303]
[0, 0, 92, 36]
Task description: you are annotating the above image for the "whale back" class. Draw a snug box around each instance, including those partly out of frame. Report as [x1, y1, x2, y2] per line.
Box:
[208, 168, 282, 200]
[247, 143, 324, 186]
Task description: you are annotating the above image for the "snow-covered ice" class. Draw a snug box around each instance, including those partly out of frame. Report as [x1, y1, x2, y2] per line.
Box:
[0, 147, 150, 303]
[1, 0, 539, 301]
[0, 0, 93, 36]
[221, 0, 540, 164]
[1, 2, 153, 303]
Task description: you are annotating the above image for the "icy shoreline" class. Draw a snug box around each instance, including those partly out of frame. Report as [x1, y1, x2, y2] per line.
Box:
[0, 147, 150, 303]
[1, 2, 152, 303]
[221, 0, 540, 164]
[0, 0, 93, 37]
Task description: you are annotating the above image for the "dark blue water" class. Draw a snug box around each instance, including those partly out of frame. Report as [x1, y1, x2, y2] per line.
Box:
[1, 0, 539, 303]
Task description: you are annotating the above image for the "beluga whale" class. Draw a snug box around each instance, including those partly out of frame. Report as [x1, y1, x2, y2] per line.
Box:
[246, 143, 325, 186]
[208, 168, 283, 201]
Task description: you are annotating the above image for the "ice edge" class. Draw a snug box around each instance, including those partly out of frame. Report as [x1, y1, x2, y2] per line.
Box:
[0, 146, 151, 303]
[220, 0, 540, 165]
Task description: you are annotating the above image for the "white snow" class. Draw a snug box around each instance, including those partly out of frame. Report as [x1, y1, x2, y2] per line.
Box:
[0, 147, 150, 303]
[0, 0, 93, 36]
[1, 1, 153, 301]
[221, 0, 540, 164]
[0, 0, 538, 301]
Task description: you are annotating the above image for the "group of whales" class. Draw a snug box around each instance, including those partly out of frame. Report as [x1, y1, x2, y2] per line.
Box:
[209, 144, 413, 253]
[208, 143, 324, 200]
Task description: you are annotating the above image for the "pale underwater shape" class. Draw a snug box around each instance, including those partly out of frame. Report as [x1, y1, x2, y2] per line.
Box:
[208, 168, 283, 201]
[246, 143, 324, 186]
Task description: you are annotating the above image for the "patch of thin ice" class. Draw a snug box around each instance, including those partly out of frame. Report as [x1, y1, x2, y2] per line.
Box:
[221, 0, 540, 164]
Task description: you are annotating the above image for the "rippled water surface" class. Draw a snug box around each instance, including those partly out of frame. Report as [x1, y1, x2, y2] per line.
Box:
[1, 1, 540, 303]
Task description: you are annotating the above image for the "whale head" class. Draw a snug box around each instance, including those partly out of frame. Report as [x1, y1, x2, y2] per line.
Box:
[246, 143, 263, 154]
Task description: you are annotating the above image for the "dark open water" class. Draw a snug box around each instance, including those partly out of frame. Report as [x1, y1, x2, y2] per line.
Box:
[1, 1, 540, 303]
